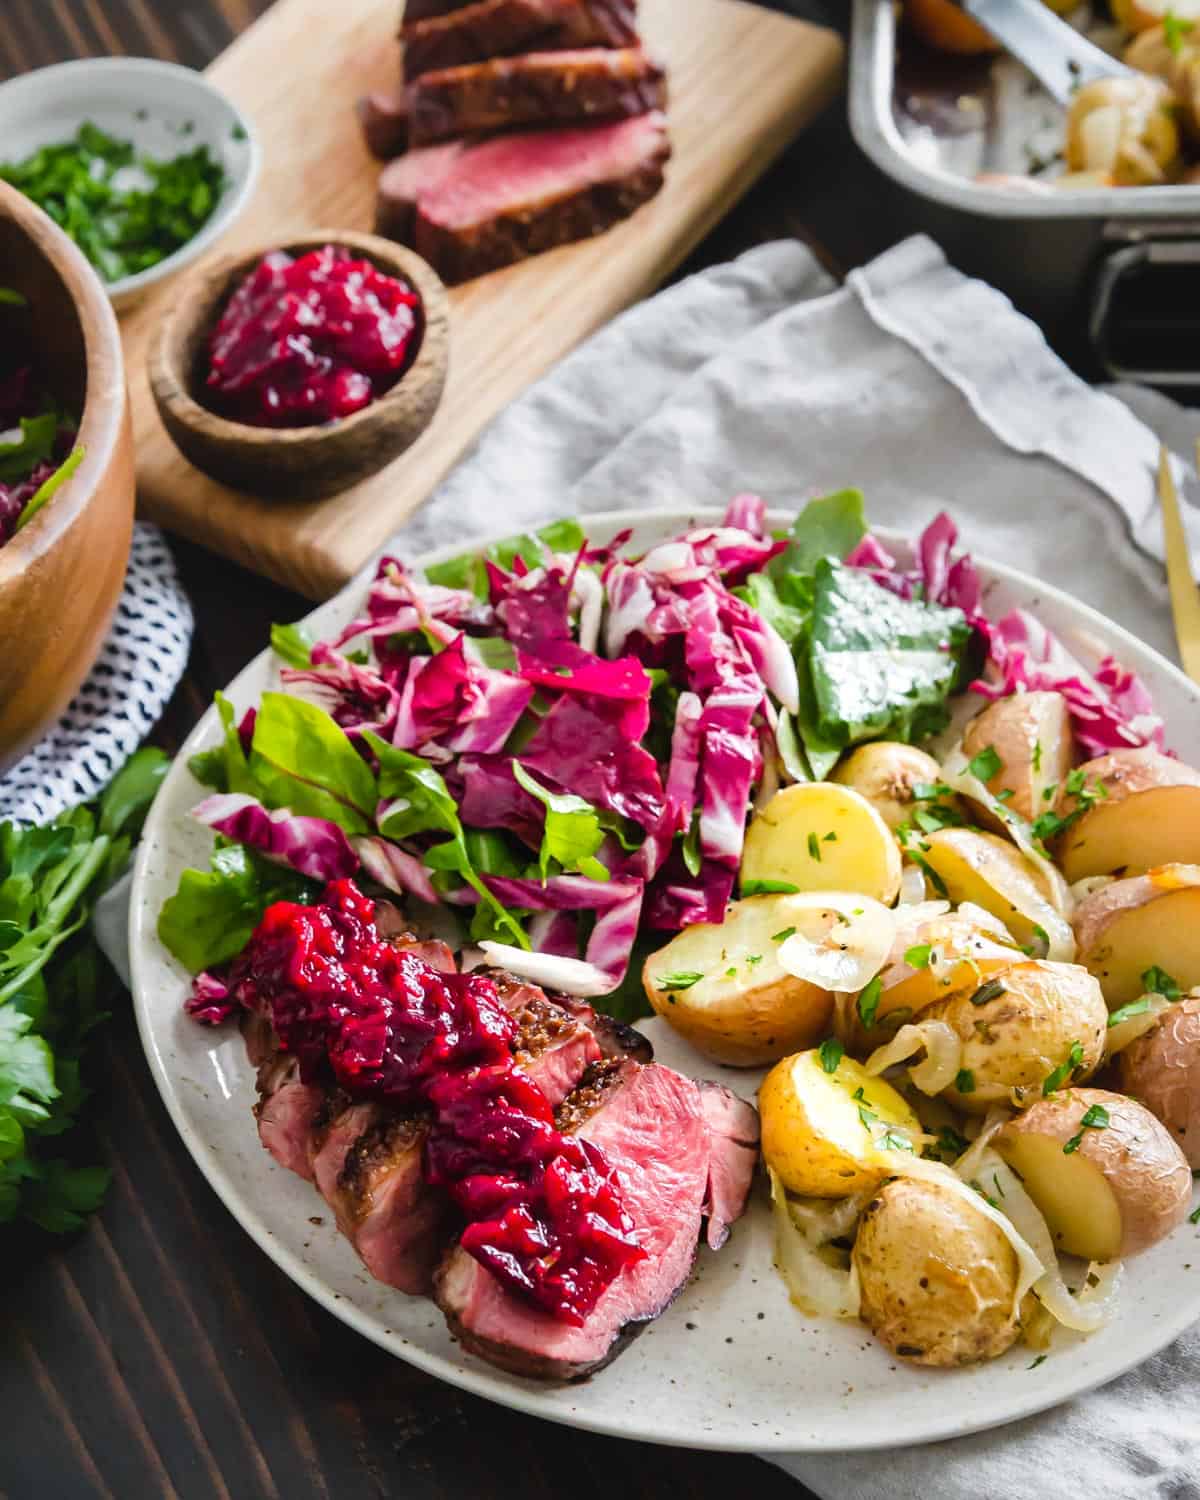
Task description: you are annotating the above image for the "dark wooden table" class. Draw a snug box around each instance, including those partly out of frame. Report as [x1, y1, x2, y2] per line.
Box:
[0, 4, 896, 1496]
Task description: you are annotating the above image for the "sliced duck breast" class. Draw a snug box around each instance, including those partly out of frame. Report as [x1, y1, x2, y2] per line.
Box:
[696, 1081, 760, 1250]
[401, 0, 639, 81]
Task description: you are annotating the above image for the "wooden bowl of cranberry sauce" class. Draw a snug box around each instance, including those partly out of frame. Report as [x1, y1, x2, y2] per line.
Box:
[148, 230, 449, 502]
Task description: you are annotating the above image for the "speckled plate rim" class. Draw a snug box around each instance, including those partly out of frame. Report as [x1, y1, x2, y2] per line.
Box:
[129, 510, 1200, 1454]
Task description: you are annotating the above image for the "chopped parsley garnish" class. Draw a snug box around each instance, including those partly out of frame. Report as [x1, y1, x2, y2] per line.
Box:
[1063, 1103, 1109, 1154]
[955, 1068, 976, 1094]
[818, 1037, 844, 1075]
[746, 954, 763, 967]
[771, 926, 797, 943]
[857, 975, 882, 1029]
[907, 853, 948, 899]
[1142, 966, 1181, 1000]
[1028, 1354, 1047, 1370]
[656, 971, 704, 991]
[1031, 923, 1049, 951]
[1043, 1040, 1085, 1096]
[725, 966, 738, 978]
[1108, 996, 1154, 1027]
[807, 832, 822, 862]
[823, 831, 838, 842]
[1166, 9, 1195, 51]
[852, 1086, 878, 1130]
[970, 1179, 999, 1208]
[742, 879, 800, 896]
[969, 979, 1006, 1007]
[913, 781, 954, 800]
[938, 1126, 970, 1156]
[879, 1129, 914, 1153]
[966, 745, 1003, 782]
[904, 943, 933, 970]
[1031, 740, 1043, 773]
[1190, 1204, 1200, 1225]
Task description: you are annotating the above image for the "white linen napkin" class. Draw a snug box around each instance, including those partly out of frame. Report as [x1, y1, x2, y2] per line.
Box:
[96, 235, 1200, 1498]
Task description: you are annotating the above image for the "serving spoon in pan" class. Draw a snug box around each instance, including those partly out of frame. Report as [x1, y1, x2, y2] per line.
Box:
[951, 0, 1137, 104]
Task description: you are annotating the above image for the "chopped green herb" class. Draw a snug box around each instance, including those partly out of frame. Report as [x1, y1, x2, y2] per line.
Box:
[1031, 740, 1043, 773]
[996, 788, 1015, 803]
[908, 853, 949, 899]
[1043, 1040, 1085, 1096]
[823, 831, 838, 842]
[955, 1068, 976, 1094]
[913, 781, 954, 800]
[936, 1126, 970, 1157]
[1190, 1204, 1200, 1225]
[1142, 966, 1181, 1000]
[1031, 923, 1049, 951]
[746, 954, 763, 967]
[1028, 1354, 1048, 1370]
[879, 1129, 914, 1153]
[807, 832, 822, 862]
[970, 1179, 999, 1208]
[0, 287, 27, 306]
[231, 121, 249, 142]
[904, 943, 933, 970]
[1108, 997, 1154, 1027]
[857, 975, 882, 1029]
[771, 926, 797, 943]
[656, 971, 705, 991]
[818, 1038, 844, 1075]
[1063, 1102, 1110, 1154]
[966, 745, 1003, 782]
[742, 879, 800, 897]
[725, 966, 738, 978]
[1166, 9, 1195, 51]
[1042, 784, 1057, 802]
[969, 979, 1006, 1007]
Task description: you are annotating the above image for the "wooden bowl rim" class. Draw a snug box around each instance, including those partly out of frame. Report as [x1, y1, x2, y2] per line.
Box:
[0, 180, 127, 580]
[148, 231, 449, 452]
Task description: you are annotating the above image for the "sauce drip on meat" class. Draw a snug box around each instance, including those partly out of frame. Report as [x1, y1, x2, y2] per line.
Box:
[220, 879, 644, 1323]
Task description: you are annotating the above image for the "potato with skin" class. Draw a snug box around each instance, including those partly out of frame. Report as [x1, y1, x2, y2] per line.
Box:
[831, 742, 954, 833]
[1125, 26, 1200, 142]
[759, 1048, 920, 1197]
[1117, 995, 1200, 1167]
[961, 691, 1074, 822]
[996, 1087, 1193, 1260]
[741, 782, 902, 905]
[1072, 865, 1200, 1007]
[1065, 75, 1180, 185]
[643, 895, 834, 1066]
[923, 959, 1107, 1112]
[1054, 747, 1200, 883]
[852, 1177, 1022, 1366]
[916, 827, 1062, 952]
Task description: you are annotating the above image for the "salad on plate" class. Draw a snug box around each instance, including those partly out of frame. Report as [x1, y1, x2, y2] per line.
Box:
[158, 490, 1200, 1377]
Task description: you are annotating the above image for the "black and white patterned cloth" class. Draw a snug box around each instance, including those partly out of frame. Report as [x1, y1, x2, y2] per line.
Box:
[0, 523, 193, 826]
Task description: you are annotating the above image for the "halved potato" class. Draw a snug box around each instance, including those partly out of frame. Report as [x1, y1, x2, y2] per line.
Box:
[759, 1048, 920, 1197]
[961, 691, 1074, 822]
[830, 742, 953, 833]
[643, 894, 834, 1066]
[1117, 995, 1200, 1167]
[1073, 864, 1200, 1007]
[741, 782, 902, 904]
[1064, 74, 1181, 184]
[853, 1176, 1022, 1366]
[873, 910, 1021, 1029]
[995, 1087, 1193, 1259]
[924, 959, 1107, 1112]
[1054, 747, 1200, 882]
[917, 828, 1062, 952]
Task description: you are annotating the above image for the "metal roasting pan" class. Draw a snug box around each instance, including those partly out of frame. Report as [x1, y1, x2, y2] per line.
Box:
[848, 0, 1200, 383]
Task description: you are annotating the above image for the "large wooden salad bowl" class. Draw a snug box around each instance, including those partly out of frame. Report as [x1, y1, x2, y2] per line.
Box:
[0, 181, 135, 774]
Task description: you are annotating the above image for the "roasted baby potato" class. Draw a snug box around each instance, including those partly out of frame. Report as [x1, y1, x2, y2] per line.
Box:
[1125, 25, 1200, 141]
[1064, 75, 1181, 185]
[961, 691, 1074, 822]
[1117, 995, 1200, 1167]
[852, 1176, 1022, 1366]
[830, 742, 952, 833]
[1072, 864, 1200, 1007]
[996, 1087, 1193, 1260]
[868, 909, 1021, 1034]
[924, 959, 1107, 1112]
[916, 828, 1064, 953]
[1055, 747, 1200, 882]
[643, 895, 834, 1066]
[741, 782, 902, 905]
[759, 1048, 920, 1197]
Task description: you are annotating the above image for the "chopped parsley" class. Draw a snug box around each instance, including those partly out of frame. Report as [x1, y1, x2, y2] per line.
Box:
[807, 832, 822, 862]
[656, 971, 704, 991]
[907, 853, 949, 899]
[1108, 996, 1154, 1027]
[1031, 740, 1043, 773]
[1190, 1204, 1200, 1225]
[1142, 966, 1181, 1000]
[1043, 1040, 1085, 1096]
[970, 1179, 1000, 1208]
[969, 979, 1006, 1007]
[818, 1037, 844, 1074]
[966, 745, 1003, 782]
[742, 878, 800, 896]
[823, 831, 838, 843]
[1063, 1102, 1110, 1154]
[904, 943, 933, 969]
[746, 953, 763, 967]
[724, 966, 738, 978]
[1166, 9, 1195, 51]
[857, 975, 882, 1029]
[955, 1068, 976, 1094]
[771, 926, 797, 943]
[1028, 1354, 1048, 1370]
[879, 1129, 914, 1153]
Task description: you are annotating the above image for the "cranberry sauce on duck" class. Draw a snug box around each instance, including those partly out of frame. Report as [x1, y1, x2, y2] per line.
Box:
[204, 245, 422, 429]
[212, 879, 645, 1323]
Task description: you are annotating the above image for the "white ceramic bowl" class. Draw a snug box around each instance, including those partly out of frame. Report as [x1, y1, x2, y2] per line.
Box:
[129, 511, 1200, 1454]
[0, 58, 260, 312]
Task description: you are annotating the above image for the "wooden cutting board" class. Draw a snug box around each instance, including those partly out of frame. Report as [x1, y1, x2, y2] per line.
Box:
[122, 0, 843, 599]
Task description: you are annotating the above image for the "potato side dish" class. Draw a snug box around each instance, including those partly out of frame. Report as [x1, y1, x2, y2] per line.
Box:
[644, 696, 1200, 1369]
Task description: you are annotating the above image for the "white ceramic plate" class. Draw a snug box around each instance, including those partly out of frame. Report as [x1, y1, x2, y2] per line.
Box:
[129, 511, 1200, 1453]
[0, 59, 259, 310]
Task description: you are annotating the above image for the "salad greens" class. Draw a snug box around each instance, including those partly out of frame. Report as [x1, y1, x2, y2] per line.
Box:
[1, 748, 168, 1233]
[0, 121, 225, 285]
[0, 332, 84, 546]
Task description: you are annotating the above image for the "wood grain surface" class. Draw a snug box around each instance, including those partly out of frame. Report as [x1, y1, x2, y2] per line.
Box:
[117, 0, 843, 597]
[0, 2, 898, 1496]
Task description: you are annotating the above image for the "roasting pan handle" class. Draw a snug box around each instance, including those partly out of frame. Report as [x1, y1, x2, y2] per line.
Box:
[1090, 235, 1200, 387]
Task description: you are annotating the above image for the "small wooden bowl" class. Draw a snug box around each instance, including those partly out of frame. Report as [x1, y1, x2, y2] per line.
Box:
[0, 181, 135, 775]
[149, 231, 449, 502]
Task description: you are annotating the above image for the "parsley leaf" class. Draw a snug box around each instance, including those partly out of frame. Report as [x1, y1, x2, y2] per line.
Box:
[904, 943, 933, 970]
[818, 1038, 844, 1074]
[807, 832, 822, 862]
[955, 1068, 976, 1094]
[1043, 1040, 1085, 1096]
[742, 879, 800, 896]
[857, 975, 883, 1030]
[656, 971, 705, 991]
[772, 926, 797, 943]
[1142, 965, 1181, 1000]
[969, 979, 1006, 1007]
[966, 745, 1003, 782]
[1063, 1102, 1109, 1154]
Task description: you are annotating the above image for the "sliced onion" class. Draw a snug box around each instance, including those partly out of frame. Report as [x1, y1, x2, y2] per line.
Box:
[863, 1021, 962, 1096]
[1079, 103, 1122, 172]
[970, 1148, 1121, 1333]
[956, 900, 1017, 945]
[1070, 875, 1116, 903]
[769, 1168, 861, 1320]
[477, 942, 609, 996]
[786, 1186, 874, 1246]
[1103, 991, 1172, 1058]
[776, 894, 897, 994]
[898, 862, 929, 906]
[951, 1106, 1013, 1182]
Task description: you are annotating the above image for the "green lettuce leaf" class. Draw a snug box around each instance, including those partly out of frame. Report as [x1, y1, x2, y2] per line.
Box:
[511, 762, 610, 883]
[248, 692, 377, 834]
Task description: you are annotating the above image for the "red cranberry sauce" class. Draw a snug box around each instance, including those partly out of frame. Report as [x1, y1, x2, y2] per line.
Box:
[205, 245, 421, 429]
[215, 880, 644, 1323]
